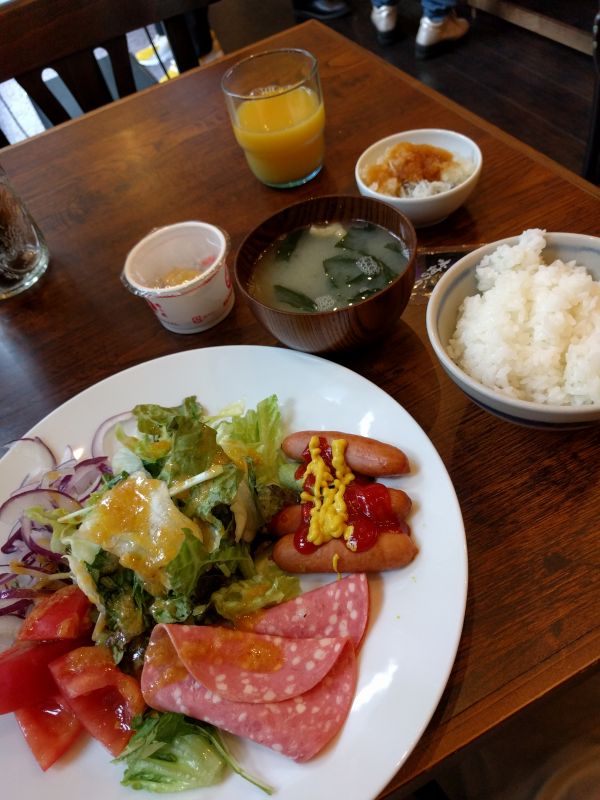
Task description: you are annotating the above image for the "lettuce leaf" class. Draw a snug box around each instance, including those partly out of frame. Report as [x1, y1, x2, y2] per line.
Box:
[157, 417, 230, 486]
[211, 553, 300, 621]
[215, 394, 298, 522]
[115, 713, 273, 794]
[117, 397, 228, 479]
[180, 462, 241, 551]
[215, 394, 284, 488]
[154, 537, 256, 624]
[115, 713, 224, 792]
[163, 528, 214, 598]
[133, 396, 205, 438]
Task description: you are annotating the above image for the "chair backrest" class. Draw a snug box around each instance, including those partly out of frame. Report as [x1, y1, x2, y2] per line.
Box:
[583, 3, 600, 182]
[0, 0, 220, 143]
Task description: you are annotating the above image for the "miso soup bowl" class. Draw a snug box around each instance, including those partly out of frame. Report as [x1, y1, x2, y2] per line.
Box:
[234, 195, 417, 353]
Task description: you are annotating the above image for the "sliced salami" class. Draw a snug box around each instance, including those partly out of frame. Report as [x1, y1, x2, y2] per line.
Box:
[235, 574, 369, 649]
[151, 624, 348, 704]
[142, 635, 357, 762]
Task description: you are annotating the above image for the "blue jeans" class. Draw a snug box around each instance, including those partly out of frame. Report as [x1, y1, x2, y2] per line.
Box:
[372, 0, 455, 20]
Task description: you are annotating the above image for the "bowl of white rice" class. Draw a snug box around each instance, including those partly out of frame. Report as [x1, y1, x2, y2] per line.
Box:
[426, 230, 600, 428]
[355, 129, 482, 227]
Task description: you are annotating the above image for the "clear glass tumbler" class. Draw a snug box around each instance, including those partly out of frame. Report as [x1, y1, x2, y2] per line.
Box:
[0, 165, 50, 299]
[222, 49, 325, 189]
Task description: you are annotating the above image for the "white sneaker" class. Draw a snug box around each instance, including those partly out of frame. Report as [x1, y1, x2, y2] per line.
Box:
[415, 11, 469, 59]
[371, 4, 398, 44]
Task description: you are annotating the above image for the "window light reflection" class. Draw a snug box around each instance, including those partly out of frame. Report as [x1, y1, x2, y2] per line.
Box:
[358, 411, 375, 436]
[353, 661, 398, 712]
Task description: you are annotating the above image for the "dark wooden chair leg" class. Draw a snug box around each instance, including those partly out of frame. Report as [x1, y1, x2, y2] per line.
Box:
[583, 5, 600, 182]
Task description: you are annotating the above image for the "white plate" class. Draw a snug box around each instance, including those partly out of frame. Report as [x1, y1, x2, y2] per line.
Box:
[0, 345, 467, 800]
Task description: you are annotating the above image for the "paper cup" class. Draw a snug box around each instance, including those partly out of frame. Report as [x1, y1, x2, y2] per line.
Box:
[121, 221, 234, 333]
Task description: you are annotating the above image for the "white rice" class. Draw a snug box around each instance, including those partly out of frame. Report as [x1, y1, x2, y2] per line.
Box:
[447, 229, 600, 405]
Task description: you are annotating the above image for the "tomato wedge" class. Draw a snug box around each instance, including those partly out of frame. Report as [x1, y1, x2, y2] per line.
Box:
[18, 585, 93, 641]
[0, 639, 80, 714]
[15, 695, 83, 770]
[50, 645, 146, 756]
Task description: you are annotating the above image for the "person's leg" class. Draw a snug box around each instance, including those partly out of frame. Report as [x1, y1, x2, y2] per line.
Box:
[415, 1, 469, 59]
[292, 0, 351, 20]
[370, 0, 398, 44]
[421, 0, 455, 19]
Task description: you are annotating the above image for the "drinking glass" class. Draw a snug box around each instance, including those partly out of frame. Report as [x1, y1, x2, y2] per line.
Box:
[0, 165, 50, 299]
[222, 49, 325, 189]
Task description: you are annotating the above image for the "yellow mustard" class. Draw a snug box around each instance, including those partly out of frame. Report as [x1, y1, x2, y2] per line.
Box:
[301, 435, 355, 546]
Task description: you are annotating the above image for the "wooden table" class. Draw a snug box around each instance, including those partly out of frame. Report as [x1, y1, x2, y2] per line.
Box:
[2, 19, 600, 797]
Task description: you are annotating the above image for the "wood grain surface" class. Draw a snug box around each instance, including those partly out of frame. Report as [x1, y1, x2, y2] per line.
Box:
[2, 20, 600, 796]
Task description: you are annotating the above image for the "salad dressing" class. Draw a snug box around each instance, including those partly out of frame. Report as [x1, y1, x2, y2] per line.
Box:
[362, 141, 454, 186]
[179, 629, 284, 673]
[144, 635, 189, 690]
[77, 472, 201, 594]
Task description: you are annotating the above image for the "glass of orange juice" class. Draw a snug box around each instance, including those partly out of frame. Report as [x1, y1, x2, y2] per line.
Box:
[222, 49, 325, 188]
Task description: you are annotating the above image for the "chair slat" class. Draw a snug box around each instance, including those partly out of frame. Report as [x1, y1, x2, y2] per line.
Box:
[0, 0, 221, 146]
[102, 38, 138, 100]
[16, 72, 72, 125]
[52, 51, 116, 114]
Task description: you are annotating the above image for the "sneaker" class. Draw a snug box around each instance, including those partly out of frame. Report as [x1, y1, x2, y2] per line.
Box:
[415, 11, 469, 59]
[371, 4, 398, 44]
[135, 34, 173, 67]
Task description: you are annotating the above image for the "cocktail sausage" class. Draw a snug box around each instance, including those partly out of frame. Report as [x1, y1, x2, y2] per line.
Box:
[268, 487, 413, 536]
[282, 431, 409, 476]
[272, 532, 418, 573]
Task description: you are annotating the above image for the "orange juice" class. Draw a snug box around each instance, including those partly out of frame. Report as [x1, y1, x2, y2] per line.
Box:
[233, 86, 325, 186]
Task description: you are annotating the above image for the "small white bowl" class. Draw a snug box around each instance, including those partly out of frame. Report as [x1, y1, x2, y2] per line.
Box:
[355, 129, 482, 227]
[425, 232, 600, 429]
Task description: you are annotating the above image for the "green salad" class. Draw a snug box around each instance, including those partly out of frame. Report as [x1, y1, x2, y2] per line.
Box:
[24, 393, 304, 792]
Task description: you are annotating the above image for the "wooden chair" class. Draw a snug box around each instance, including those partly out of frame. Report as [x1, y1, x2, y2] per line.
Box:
[583, 3, 600, 182]
[0, 0, 221, 144]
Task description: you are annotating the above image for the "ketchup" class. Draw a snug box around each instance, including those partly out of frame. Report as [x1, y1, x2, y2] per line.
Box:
[293, 503, 318, 554]
[294, 437, 333, 487]
[292, 438, 404, 553]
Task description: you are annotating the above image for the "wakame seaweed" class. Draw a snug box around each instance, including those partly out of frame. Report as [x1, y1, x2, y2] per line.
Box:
[273, 285, 317, 311]
[275, 229, 303, 261]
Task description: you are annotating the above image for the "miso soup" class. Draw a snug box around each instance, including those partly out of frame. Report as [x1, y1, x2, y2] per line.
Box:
[249, 220, 409, 312]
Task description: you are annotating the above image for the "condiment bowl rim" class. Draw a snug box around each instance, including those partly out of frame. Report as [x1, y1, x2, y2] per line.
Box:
[355, 128, 483, 203]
